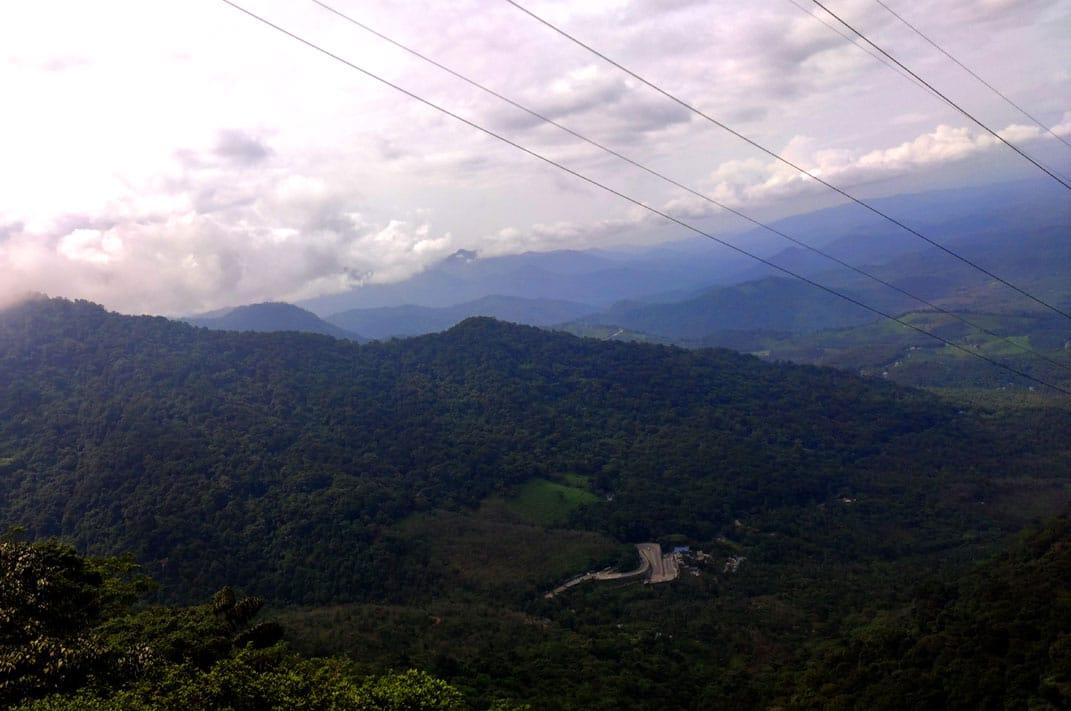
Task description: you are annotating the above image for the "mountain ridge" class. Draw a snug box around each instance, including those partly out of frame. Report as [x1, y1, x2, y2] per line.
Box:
[327, 294, 598, 340]
[186, 301, 361, 340]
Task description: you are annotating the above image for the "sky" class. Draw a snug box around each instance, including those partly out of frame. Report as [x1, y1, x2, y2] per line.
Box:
[1, 0, 1069, 314]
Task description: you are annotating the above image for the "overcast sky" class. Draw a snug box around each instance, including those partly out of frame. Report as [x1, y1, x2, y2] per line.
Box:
[1, 0, 1069, 314]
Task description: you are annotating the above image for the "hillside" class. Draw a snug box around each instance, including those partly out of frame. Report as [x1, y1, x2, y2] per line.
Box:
[576, 276, 884, 338]
[695, 309, 1071, 397]
[3, 297, 1067, 595]
[187, 302, 360, 340]
[327, 295, 598, 340]
[784, 512, 1071, 709]
[0, 536, 476, 710]
[568, 213, 1071, 396]
[3, 297, 1071, 708]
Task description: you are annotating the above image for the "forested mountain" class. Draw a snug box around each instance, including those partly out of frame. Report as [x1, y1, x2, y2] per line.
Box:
[691, 309, 1071, 396]
[564, 209, 1071, 397]
[575, 276, 882, 338]
[1, 296, 1064, 598]
[326, 295, 597, 340]
[2, 296, 1070, 708]
[186, 302, 360, 340]
[576, 209, 1071, 344]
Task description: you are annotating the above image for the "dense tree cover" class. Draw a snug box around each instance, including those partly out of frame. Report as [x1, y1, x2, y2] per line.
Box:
[785, 512, 1071, 709]
[1, 297, 1069, 605]
[691, 309, 1071, 395]
[3, 297, 1068, 605]
[269, 508, 1071, 710]
[2, 297, 1071, 708]
[0, 534, 504, 710]
[20, 519, 1009, 711]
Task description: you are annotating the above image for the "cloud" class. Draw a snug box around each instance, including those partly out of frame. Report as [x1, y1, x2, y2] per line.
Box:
[0, 0, 1067, 314]
[0, 222, 23, 243]
[697, 115, 1071, 209]
[0, 164, 457, 315]
[483, 207, 656, 256]
[214, 130, 274, 166]
[57, 229, 124, 265]
[1054, 112, 1071, 137]
[488, 66, 692, 142]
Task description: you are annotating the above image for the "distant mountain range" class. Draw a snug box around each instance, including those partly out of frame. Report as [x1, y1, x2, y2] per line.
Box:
[177, 179, 1068, 351]
[298, 246, 752, 315]
[296, 179, 1065, 316]
[186, 302, 361, 340]
[578, 187, 1070, 343]
[578, 277, 882, 339]
[326, 295, 597, 340]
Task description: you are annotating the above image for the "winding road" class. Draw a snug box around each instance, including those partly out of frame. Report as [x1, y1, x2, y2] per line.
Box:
[545, 542, 679, 598]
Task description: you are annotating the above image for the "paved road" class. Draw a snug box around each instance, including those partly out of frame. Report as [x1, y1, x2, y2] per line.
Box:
[594, 545, 652, 581]
[545, 542, 679, 598]
[639, 542, 679, 584]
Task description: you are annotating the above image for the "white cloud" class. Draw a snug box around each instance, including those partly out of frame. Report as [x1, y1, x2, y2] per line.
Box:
[0, 0, 1068, 313]
[698, 116, 1071, 209]
[1050, 112, 1071, 137]
[57, 229, 124, 265]
[0, 156, 456, 314]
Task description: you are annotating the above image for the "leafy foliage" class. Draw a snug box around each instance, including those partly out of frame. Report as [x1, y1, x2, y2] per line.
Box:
[0, 533, 148, 704]
[2, 297, 1071, 708]
[785, 513, 1071, 709]
[3, 297, 1069, 606]
[1, 536, 469, 710]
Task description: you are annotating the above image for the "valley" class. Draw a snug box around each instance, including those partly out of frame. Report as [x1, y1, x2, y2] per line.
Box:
[3, 294, 1070, 708]
[4, 4, 1070, 708]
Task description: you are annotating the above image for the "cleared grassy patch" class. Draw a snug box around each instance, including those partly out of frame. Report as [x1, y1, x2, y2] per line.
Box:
[557, 472, 591, 489]
[507, 477, 599, 526]
[397, 502, 618, 593]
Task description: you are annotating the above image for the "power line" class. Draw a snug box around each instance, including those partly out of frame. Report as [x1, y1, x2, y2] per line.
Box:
[798, 0, 1071, 172]
[872, 0, 1071, 152]
[810, 0, 1071, 191]
[502, 0, 1071, 322]
[795, 0, 1071, 181]
[306, 0, 1071, 376]
[785, 0, 926, 90]
[218, 0, 1071, 396]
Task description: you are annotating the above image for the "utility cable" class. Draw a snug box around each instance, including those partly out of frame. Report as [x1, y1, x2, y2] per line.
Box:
[307, 0, 1071, 375]
[218, 0, 1071, 395]
[503, 0, 1071, 322]
[785, 0, 926, 91]
[872, 0, 1071, 151]
[811, 0, 1071, 190]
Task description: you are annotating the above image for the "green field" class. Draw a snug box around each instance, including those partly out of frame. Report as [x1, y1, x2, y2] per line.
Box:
[397, 501, 619, 594]
[506, 476, 599, 526]
[719, 309, 1071, 400]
